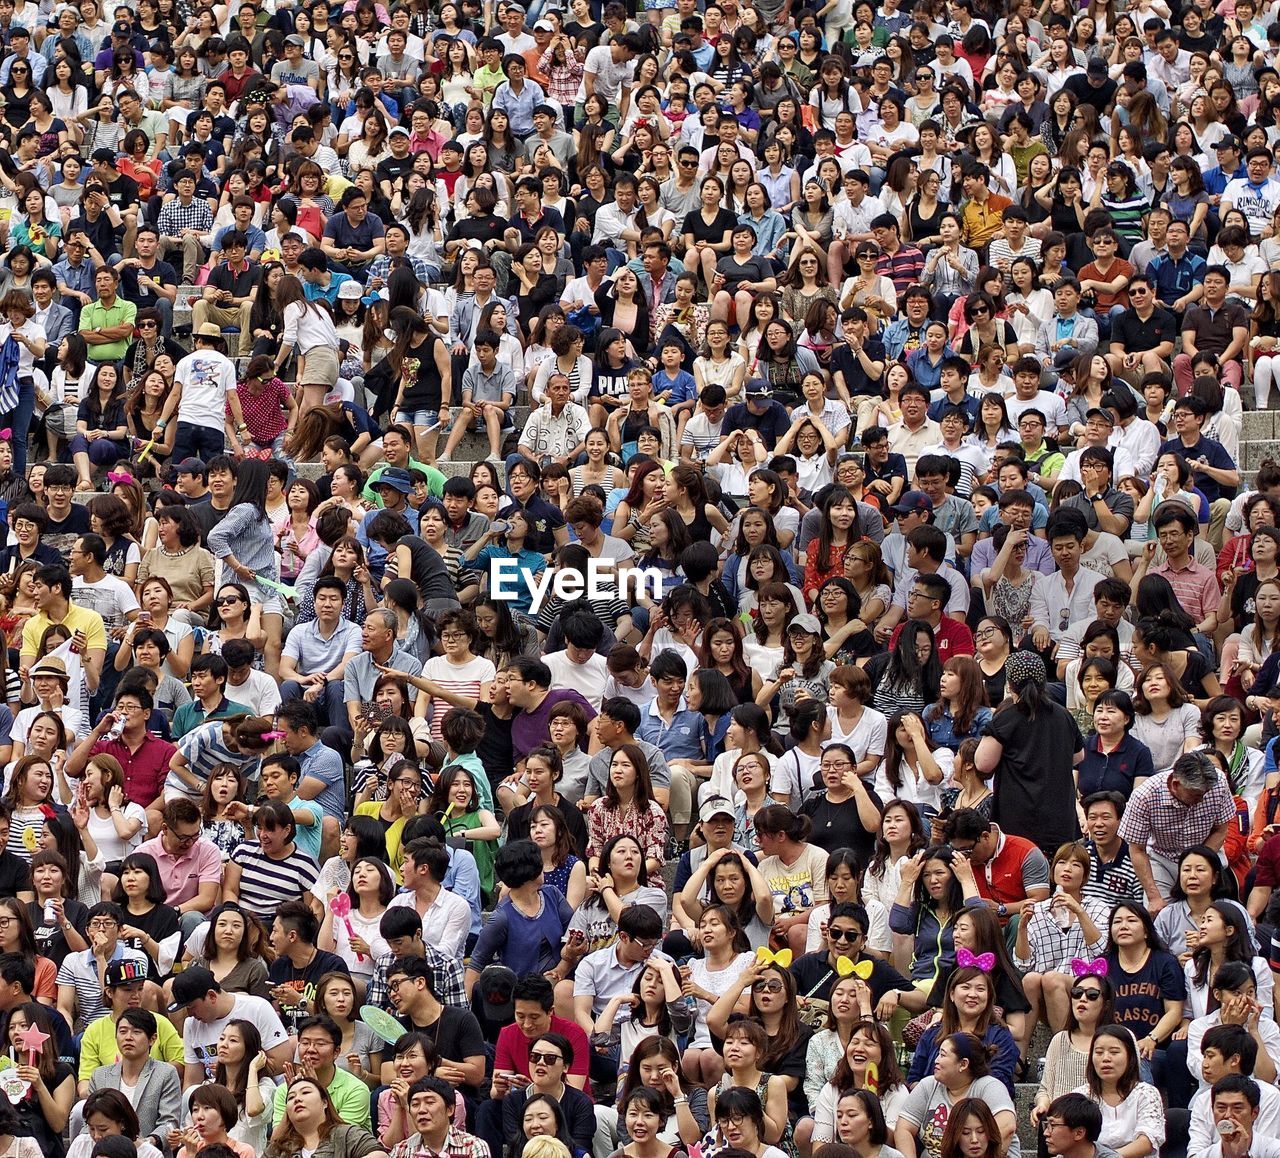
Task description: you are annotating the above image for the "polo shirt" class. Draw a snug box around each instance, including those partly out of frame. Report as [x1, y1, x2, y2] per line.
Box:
[1148, 250, 1206, 308]
[1158, 435, 1236, 502]
[90, 733, 178, 809]
[79, 1009, 185, 1082]
[875, 244, 925, 294]
[79, 296, 137, 362]
[960, 192, 1012, 250]
[1150, 555, 1221, 625]
[1080, 838, 1145, 908]
[1061, 485, 1135, 536]
[298, 739, 347, 820]
[135, 834, 222, 907]
[1180, 300, 1249, 360]
[206, 259, 261, 299]
[171, 696, 251, 741]
[969, 831, 1050, 911]
[270, 1058, 372, 1129]
[635, 699, 706, 761]
[282, 617, 362, 675]
[573, 942, 645, 1020]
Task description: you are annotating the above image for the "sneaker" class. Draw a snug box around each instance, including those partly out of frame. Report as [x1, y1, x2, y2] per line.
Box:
[486, 453, 502, 464]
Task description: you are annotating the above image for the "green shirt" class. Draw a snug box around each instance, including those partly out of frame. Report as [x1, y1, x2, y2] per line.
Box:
[171, 696, 252, 741]
[79, 1010, 185, 1082]
[79, 296, 138, 363]
[474, 63, 505, 106]
[272, 1063, 371, 1130]
[363, 459, 445, 504]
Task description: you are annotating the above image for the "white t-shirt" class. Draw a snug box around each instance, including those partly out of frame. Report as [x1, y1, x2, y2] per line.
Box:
[174, 349, 238, 432]
[183, 992, 289, 1081]
[72, 575, 139, 632]
[545, 651, 610, 711]
[576, 45, 634, 103]
[85, 801, 148, 862]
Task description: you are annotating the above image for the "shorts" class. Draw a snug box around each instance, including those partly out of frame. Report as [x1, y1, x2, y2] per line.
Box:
[397, 409, 441, 426]
[299, 344, 340, 389]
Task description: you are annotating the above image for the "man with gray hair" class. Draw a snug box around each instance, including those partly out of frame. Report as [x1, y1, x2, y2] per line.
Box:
[1118, 750, 1236, 912]
[335, 607, 423, 760]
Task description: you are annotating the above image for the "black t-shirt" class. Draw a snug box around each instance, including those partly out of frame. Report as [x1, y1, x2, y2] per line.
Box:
[475, 702, 514, 794]
[506, 793, 589, 857]
[118, 258, 178, 310]
[1062, 73, 1117, 115]
[0, 852, 29, 903]
[267, 948, 352, 1032]
[831, 337, 886, 398]
[12, 1059, 73, 1158]
[396, 533, 456, 605]
[798, 791, 880, 865]
[28, 896, 87, 967]
[191, 499, 232, 548]
[986, 700, 1083, 852]
[449, 213, 507, 246]
[120, 901, 183, 982]
[376, 153, 416, 193]
[104, 172, 140, 213]
[790, 950, 912, 1006]
[927, 958, 1031, 1014]
[1111, 306, 1178, 355]
[207, 260, 262, 298]
[405, 1005, 486, 1098]
[512, 494, 566, 556]
[564, 18, 604, 46]
[681, 207, 738, 246]
[68, 211, 121, 255]
[42, 503, 91, 560]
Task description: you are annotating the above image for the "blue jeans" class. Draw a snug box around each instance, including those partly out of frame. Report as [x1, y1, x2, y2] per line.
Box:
[172, 421, 226, 462]
[6, 376, 34, 476]
[280, 678, 347, 730]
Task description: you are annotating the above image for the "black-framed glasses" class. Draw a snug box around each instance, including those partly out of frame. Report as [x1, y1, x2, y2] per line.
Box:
[1070, 986, 1103, 1000]
[216, 595, 242, 606]
[828, 927, 861, 942]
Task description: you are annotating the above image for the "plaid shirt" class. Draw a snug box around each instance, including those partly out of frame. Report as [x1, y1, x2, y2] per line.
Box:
[156, 197, 213, 239]
[365, 946, 467, 1010]
[390, 1127, 491, 1158]
[1118, 772, 1237, 861]
[368, 253, 436, 285]
[1012, 895, 1111, 973]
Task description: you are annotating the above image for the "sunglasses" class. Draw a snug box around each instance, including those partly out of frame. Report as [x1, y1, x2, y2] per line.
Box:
[1070, 986, 1103, 1000]
[753, 979, 784, 993]
[215, 596, 242, 606]
[828, 927, 861, 942]
[528, 1051, 564, 1065]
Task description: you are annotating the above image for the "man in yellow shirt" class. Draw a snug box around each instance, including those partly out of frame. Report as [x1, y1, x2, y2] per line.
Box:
[19, 564, 107, 692]
[959, 163, 1012, 258]
[77, 959, 184, 1100]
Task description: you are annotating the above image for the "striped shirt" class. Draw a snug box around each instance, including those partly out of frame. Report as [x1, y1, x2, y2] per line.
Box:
[56, 945, 149, 1032]
[1081, 839, 1145, 909]
[875, 243, 926, 295]
[421, 654, 496, 740]
[229, 841, 320, 924]
[167, 719, 256, 799]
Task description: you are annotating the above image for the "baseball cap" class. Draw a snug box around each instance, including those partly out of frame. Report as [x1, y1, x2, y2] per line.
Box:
[112, 19, 131, 34]
[388, 126, 410, 137]
[176, 457, 206, 475]
[699, 796, 735, 823]
[745, 379, 772, 397]
[533, 18, 555, 30]
[167, 965, 218, 1012]
[789, 612, 822, 635]
[105, 959, 148, 988]
[337, 280, 364, 300]
[373, 466, 413, 494]
[890, 490, 934, 516]
[284, 33, 305, 45]
[1085, 406, 1116, 425]
[1215, 134, 1244, 152]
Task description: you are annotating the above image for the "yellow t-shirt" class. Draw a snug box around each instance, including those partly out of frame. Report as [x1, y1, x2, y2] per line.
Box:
[78, 1009, 185, 1082]
[21, 605, 107, 663]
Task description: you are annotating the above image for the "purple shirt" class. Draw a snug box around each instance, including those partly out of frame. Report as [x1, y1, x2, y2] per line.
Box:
[511, 689, 595, 762]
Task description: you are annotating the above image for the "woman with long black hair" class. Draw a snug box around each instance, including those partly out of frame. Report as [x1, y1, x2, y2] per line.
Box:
[975, 651, 1084, 854]
[865, 621, 943, 718]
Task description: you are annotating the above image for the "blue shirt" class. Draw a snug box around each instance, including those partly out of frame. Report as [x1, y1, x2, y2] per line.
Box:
[462, 546, 546, 615]
[303, 271, 353, 306]
[52, 256, 96, 299]
[1148, 250, 1207, 307]
[467, 885, 574, 975]
[653, 368, 697, 404]
[215, 222, 267, 254]
[1158, 434, 1237, 502]
[443, 845, 483, 936]
[635, 698, 707, 762]
[298, 739, 347, 820]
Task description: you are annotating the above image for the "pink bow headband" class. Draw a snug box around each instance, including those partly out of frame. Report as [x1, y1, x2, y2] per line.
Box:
[956, 947, 995, 973]
[261, 730, 285, 741]
[0, 429, 12, 442]
[107, 470, 136, 486]
[1071, 958, 1108, 978]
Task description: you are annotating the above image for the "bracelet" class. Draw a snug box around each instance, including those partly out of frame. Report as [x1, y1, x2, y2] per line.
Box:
[673, 1097, 688, 1105]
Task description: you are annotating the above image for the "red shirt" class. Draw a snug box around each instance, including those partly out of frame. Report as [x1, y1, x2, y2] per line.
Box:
[973, 830, 1048, 913]
[92, 732, 177, 808]
[889, 616, 975, 661]
[494, 1016, 592, 1097]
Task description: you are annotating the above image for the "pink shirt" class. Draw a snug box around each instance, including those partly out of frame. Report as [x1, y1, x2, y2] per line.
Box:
[136, 835, 222, 907]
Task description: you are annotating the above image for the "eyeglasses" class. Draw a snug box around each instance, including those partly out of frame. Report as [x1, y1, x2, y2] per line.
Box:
[215, 596, 242, 606]
[753, 979, 784, 993]
[0, 919, 15, 930]
[138, 320, 156, 328]
[440, 631, 469, 642]
[171, 830, 201, 845]
[528, 1051, 564, 1065]
[88, 917, 119, 929]
[821, 760, 853, 771]
[1070, 986, 1103, 1000]
[828, 927, 862, 942]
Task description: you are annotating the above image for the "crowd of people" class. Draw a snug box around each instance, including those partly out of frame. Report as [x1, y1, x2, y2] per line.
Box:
[0, 1, 1278, 1158]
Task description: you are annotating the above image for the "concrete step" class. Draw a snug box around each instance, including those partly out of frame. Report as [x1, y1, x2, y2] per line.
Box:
[1243, 411, 1276, 440]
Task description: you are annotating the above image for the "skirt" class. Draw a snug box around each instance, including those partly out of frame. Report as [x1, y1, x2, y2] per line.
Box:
[299, 344, 340, 389]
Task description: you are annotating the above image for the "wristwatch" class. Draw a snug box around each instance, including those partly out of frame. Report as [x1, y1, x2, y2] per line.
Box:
[997, 903, 1008, 918]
